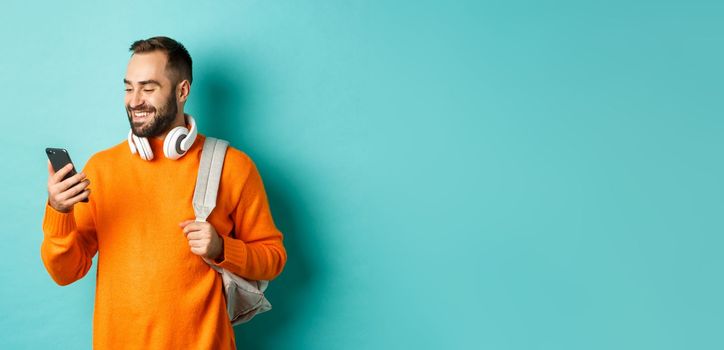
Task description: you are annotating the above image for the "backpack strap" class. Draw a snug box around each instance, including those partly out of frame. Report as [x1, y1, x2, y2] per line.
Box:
[193, 137, 229, 222]
[192, 136, 273, 324]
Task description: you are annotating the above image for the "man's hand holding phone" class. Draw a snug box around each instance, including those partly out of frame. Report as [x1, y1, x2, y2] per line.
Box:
[47, 161, 91, 213]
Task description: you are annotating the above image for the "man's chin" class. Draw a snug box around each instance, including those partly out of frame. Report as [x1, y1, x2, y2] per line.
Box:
[131, 126, 152, 138]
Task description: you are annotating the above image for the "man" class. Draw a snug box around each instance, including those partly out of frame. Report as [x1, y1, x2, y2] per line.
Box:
[41, 36, 287, 350]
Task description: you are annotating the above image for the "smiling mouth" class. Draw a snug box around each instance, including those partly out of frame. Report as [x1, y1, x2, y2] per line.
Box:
[132, 110, 154, 120]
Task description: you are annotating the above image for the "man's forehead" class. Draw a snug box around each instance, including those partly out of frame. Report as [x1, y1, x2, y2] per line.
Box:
[125, 51, 168, 84]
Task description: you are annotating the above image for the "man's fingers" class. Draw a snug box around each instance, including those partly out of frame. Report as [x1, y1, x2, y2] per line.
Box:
[50, 163, 76, 184]
[56, 179, 90, 202]
[182, 225, 201, 237]
[188, 238, 206, 247]
[54, 186, 90, 210]
[180, 220, 206, 226]
[54, 171, 87, 193]
[53, 163, 74, 182]
[181, 221, 208, 235]
[65, 188, 91, 205]
[185, 231, 209, 241]
[179, 220, 195, 228]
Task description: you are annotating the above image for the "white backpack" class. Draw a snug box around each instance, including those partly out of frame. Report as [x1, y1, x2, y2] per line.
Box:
[193, 136, 272, 325]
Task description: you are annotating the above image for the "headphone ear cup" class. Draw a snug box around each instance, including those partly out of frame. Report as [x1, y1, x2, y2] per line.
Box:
[180, 114, 198, 152]
[176, 134, 188, 155]
[127, 129, 138, 154]
[163, 126, 188, 160]
[133, 134, 153, 161]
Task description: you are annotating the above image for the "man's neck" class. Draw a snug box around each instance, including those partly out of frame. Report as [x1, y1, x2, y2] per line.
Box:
[151, 112, 187, 141]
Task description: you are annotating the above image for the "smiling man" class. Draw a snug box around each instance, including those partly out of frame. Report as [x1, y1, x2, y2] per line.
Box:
[124, 47, 186, 139]
[41, 36, 286, 350]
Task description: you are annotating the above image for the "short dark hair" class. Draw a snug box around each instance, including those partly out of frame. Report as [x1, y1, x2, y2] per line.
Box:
[129, 36, 193, 85]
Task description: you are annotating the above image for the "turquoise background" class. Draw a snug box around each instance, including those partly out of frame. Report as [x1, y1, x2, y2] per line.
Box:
[1, 0, 723, 349]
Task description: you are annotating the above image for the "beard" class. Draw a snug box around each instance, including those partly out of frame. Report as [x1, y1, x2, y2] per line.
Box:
[126, 92, 179, 138]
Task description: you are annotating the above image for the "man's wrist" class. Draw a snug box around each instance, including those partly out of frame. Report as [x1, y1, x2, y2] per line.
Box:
[48, 200, 72, 214]
[213, 238, 225, 263]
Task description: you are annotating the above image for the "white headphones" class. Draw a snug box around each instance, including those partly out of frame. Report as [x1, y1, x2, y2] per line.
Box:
[127, 114, 198, 161]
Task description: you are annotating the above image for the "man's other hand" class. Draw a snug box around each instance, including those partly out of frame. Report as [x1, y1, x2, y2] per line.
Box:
[180, 220, 224, 263]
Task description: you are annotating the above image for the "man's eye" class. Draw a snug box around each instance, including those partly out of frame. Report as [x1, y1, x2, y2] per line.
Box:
[143, 89, 154, 92]
[125, 89, 132, 92]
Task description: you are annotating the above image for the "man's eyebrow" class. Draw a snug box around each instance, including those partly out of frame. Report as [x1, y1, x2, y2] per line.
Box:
[123, 79, 161, 86]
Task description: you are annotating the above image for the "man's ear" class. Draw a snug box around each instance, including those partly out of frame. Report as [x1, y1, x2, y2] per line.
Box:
[176, 79, 191, 103]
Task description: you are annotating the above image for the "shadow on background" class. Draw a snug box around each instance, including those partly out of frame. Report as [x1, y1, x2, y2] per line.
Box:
[194, 58, 316, 349]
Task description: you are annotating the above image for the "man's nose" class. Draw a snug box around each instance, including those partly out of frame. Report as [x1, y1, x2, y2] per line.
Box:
[129, 91, 143, 109]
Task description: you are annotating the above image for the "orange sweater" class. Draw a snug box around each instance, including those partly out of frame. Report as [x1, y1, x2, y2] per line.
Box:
[41, 133, 286, 349]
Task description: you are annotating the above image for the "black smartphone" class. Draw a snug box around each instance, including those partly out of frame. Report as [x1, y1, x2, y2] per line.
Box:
[45, 147, 89, 202]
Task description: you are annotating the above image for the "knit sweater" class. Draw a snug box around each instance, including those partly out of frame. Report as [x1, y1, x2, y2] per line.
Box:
[40, 132, 287, 350]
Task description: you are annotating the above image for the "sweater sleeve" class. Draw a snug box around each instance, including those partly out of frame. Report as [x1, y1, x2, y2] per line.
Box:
[211, 160, 287, 281]
[40, 166, 98, 286]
